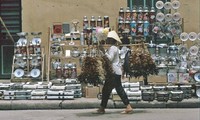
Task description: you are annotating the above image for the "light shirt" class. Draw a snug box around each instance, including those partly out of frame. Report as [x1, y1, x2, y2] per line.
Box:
[105, 45, 122, 75]
[119, 46, 130, 65]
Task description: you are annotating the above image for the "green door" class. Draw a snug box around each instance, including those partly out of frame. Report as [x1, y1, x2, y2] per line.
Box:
[0, 0, 22, 79]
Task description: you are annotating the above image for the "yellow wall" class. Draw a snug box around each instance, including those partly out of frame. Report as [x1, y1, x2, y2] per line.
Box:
[21, 0, 200, 79]
[22, 0, 200, 46]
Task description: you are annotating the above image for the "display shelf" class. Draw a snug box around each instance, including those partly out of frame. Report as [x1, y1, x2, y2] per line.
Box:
[11, 32, 45, 82]
[11, 54, 45, 82]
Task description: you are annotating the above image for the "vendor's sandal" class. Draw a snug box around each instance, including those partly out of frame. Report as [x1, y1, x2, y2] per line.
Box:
[121, 109, 133, 114]
[93, 109, 105, 114]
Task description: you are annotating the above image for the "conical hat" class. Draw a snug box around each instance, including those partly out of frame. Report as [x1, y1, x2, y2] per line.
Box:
[107, 31, 122, 43]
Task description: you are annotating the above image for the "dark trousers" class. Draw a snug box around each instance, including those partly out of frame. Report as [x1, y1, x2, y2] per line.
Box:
[100, 74, 130, 108]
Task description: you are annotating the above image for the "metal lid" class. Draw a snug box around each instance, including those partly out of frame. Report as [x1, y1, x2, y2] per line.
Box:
[119, 7, 124, 12]
[126, 7, 130, 12]
[97, 16, 102, 21]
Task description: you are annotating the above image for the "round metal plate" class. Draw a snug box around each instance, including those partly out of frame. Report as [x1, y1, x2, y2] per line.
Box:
[164, 2, 172, 10]
[196, 89, 200, 97]
[172, 0, 180, 9]
[156, 12, 165, 22]
[194, 73, 200, 82]
[165, 14, 172, 22]
[189, 32, 197, 41]
[189, 46, 198, 55]
[14, 69, 24, 78]
[156, 1, 164, 9]
[180, 32, 189, 41]
[17, 38, 27, 46]
[30, 69, 40, 78]
[172, 12, 181, 21]
[197, 33, 200, 40]
[32, 37, 41, 45]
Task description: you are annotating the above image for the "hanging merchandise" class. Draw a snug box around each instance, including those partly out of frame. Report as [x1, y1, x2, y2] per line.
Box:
[143, 21, 150, 36]
[86, 28, 92, 45]
[168, 45, 179, 57]
[156, 12, 165, 22]
[16, 32, 28, 55]
[198, 33, 200, 40]
[78, 55, 113, 85]
[97, 16, 103, 27]
[83, 16, 89, 30]
[30, 56, 39, 67]
[125, 7, 131, 21]
[147, 42, 157, 57]
[31, 32, 42, 55]
[165, 14, 172, 22]
[90, 16, 96, 29]
[21, 42, 27, 55]
[152, 22, 162, 34]
[124, 20, 131, 34]
[80, 31, 85, 45]
[137, 6, 143, 21]
[30, 68, 41, 78]
[128, 43, 158, 79]
[149, 7, 156, 24]
[31, 32, 42, 45]
[53, 23, 63, 34]
[180, 32, 189, 42]
[118, 20, 125, 33]
[189, 32, 197, 41]
[143, 7, 149, 21]
[136, 21, 143, 36]
[28, 41, 34, 55]
[167, 73, 177, 83]
[34, 41, 41, 55]
[131, 6, 137, 21]
[104, 16, 110, 28]
[189, 46, 198, 56]
[95, 27, 108, 42]
[119, 7, 125, 21]
[166, 22, 182, 37]
[194, 73, 200, 82]
[54, 59, 62, 78]
[179, 45, 188, 56]
[92, 29, 98, 44]
[17, 32, 28, 45]
[172, 0, 180, 10]
[158, 44, 168, 58]
[14, 43, 21, 54]
[14, 68, 24, 78]
[56, 64, 62, 79]
[156, 1, 164, 10]
[172, 12, 181, 21]
[71, 64, 77, 79]
[164, 2, 172, 10]
[15, 56, 27, 68]
[63, 64, 70, 79]
[71, 47, 80, 58]
[130, 20, 136, 36]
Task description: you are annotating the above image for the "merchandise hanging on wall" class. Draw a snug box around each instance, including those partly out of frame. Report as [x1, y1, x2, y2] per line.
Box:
[11, 32, 44, 82]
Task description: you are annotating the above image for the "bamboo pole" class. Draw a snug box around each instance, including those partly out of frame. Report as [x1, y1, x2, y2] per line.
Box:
[0, 17, 15, 43]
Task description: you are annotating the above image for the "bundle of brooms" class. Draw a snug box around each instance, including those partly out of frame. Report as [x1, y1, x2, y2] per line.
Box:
[78, 55, 113, 86]
[125, 43, 158, 82]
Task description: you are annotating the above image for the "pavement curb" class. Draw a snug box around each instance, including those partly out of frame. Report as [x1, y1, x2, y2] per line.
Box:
[0, 98, 200, 110]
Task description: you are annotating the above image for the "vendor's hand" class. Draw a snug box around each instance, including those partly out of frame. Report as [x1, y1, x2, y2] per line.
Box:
[99, 45, 105, 54]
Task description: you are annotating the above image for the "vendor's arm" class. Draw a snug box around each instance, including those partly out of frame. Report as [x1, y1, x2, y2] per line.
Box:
[105, 46, 117, 61]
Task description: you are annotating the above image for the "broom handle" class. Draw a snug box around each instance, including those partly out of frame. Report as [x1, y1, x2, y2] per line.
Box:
[0, 17, 15, 43]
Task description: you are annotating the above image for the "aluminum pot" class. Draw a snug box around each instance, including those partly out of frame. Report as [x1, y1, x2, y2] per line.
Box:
[178, 67, 187, 73]
[71, 47, 80, 57]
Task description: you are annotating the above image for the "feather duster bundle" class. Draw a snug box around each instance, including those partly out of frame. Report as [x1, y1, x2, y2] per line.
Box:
[78, 55, 113, 85]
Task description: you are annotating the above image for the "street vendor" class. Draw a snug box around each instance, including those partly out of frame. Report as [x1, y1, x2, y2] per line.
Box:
[95, 30, 133, 114]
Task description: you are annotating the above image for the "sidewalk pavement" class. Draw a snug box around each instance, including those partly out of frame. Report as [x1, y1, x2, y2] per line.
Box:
[0, 97, 200, 110]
